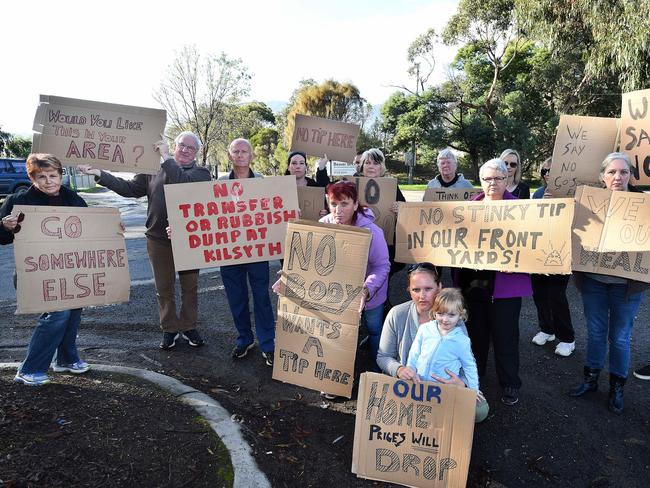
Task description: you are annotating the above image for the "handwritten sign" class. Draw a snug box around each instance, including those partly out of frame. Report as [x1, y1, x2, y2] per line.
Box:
[12, 206, 130, 314]
[164, 176, 299, 271]
[395, 200, 575, 274]
[32, 95, 166, 174]
[572, 186, 650, 282]
[297, 186, 325, 221]
[343, 176, 398, 243]
[422, 187, 482, 202]
[291, 114, 360, 163]
[548, 115, 619, 197]
[621, 89, 650, 185]
[352, 373, 475, 488]
[273, 220, 370, 398]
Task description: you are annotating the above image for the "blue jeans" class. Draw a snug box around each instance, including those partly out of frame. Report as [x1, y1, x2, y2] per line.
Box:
[220, 261, 275, 353]
[363, 303, 385, 371]
[581, 276, 643, 377]
[20, 309, 83, 375]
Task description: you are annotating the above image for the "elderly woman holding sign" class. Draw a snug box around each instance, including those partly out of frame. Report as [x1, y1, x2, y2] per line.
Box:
[0, 154, 90, 386]
[456, 158, 532, 406]
[569, 152, 649, 414]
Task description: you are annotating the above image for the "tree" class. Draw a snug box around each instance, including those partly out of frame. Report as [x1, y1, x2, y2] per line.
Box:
[154, 45, 251, 172]
[250, 127, 279, 175]
[0, 127, 32, 158]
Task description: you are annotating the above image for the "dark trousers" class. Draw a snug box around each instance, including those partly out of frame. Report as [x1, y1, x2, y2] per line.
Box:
[531, 274, 574, 342]
[466, 297, 522, 389]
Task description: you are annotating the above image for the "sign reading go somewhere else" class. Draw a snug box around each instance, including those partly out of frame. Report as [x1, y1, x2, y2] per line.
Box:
[395, 199, 575, 274]
[32, 95, 166, 174]
[12, 206, 130, 314]
[164, 176, 299, 271]
[291, 114, 360, 163]
[621, 89, 650, 186]
[273, 220, 370, 398]
[352, 373, 476, 488]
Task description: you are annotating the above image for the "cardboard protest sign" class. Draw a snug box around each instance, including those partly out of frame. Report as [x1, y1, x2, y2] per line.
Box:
[291, 114, 360, 163]
[621, 89, 650, 185]
[352, 373, 475, 488]
[395, 199, 574, 274]
[548, 115, 619, 197]
[297, 186, 325, 221]
[273, 220, 370, 398]
[598, 190, 650, 252]
[32, 95, 166, 174]
[572, 186, 650, 282]
[164, 176, 299, 271]
[422, 187, 482, 202]
[343, 176, 398, 243]
[12, 206, 130, 314]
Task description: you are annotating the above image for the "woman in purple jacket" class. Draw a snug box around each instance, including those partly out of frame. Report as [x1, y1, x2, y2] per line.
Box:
[457, 158, 533, 406]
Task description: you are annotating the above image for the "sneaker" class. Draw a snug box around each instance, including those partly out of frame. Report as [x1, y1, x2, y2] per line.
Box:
[501, 387, 519, 406]
[181, 329, 205, 347]
[14, 371, 50, 386]
[532, 332, 555, 346]
[262, 350, 274, 367]
[633, 364, 650, 380]
[232, 343, 254, 359]
[555, 341, 576, 357]
[159, 332, 179, 350]
[53, 361, 90, 374]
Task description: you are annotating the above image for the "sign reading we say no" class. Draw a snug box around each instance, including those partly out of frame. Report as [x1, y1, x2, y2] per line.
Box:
[291, 114, 360, 163]
[621, 89, 650, 185]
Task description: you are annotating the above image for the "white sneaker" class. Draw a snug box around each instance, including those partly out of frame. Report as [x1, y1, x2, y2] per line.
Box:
[532, 332, 555, 346]
[555, 342, 575, 357]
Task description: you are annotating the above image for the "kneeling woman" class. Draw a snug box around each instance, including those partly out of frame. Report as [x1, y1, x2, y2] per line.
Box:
[0, 154, 91, 386]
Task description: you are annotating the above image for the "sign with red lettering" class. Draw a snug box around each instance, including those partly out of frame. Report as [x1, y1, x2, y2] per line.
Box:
[164, 176, 300, 271]
[621, 89, 650, 186]
[12, 206, 130, 314]
[291, 114, 360, 163]
[32, 95, 166, 174]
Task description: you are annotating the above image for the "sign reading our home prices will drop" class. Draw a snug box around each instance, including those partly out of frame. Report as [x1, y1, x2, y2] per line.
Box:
[32, 95, 166, 174]
[572, 186, 650, 282]
[621, 89, 650, 185]
[395, 199, 575, 274]
[273, 220, 371, 398]
[548, 114, 619, 197]
[291, 114, 360, 163]
[164, 177, 299, 271]
[12, 206, 130, 314]
[352, 373, 475, 488]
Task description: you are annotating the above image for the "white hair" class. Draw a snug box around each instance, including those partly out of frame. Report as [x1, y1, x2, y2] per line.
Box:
[174, 131, 202, 149]
[479, 158, 508, 179]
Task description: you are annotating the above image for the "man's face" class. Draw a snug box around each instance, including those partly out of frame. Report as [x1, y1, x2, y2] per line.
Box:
[229, 141, 252, 168]
[353, 154, 363, 172]
[174, 135, 199, 166]
[437, 157, 457, 180]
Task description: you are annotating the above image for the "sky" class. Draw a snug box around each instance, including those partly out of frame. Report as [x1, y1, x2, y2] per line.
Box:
[2, 0, 459, 135]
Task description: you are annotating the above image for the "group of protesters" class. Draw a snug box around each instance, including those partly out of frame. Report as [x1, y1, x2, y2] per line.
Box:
[1, 133, 648, 417]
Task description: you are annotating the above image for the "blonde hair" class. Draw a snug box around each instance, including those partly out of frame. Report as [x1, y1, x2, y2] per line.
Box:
[430, 288, 467, 321]
[500, 148, 522, 184]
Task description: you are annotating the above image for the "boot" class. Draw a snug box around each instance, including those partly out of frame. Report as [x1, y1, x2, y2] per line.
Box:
[568, 366, 600, 397]
[608, 374, 626, 414]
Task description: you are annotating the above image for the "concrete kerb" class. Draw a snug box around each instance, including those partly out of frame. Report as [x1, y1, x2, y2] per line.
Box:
[0, 362, 270, 488]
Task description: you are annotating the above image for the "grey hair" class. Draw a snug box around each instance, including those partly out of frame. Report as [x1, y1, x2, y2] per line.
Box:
[361, 148, 387, 176]
[437, 147, 457, 165]
[599, 152, 632, 184]
[479, 158, 508, 179]
[500, 148, 522, 184]
[228, 138, 253, 154]
[174, 131, 202, 150]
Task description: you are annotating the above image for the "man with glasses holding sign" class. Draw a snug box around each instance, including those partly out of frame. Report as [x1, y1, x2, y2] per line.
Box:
[78, 132, 211, 350]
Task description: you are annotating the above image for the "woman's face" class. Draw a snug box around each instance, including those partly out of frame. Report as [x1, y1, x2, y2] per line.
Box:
[602, 158, 630, 192]
[288, 154, 307, 179]
[541, 163, 551, 185]
[503, 154, 518, 179]
[408, 271, 441, 316]
[30, 167, 62, 196]
[362, 156, 382, 179]
[328, 195, 358, 225]
[480, 167, 507, 200]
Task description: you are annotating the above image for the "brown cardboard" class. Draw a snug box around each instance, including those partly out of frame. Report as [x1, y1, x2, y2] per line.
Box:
[32, 95, 166, 174]
[164, 176, 299, 271]
[572, 186, 650, 282]
[272, 220, 371, 398]
[598, 190, 650, 252]
[352, 372, 476, 488]
[395, 199, 574, 274]
[422, 187, 482, 202]
[548, 115, 619, 197]
[621, 89, 650, 185]
[12, 206, 130, 314]
[297, 186, 326, 221]
[291, 114, 360, 163]
[342, 176, 398, 243]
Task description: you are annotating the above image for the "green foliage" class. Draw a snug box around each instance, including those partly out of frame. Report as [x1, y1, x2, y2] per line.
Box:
[250, 127, 279, 175]
[0, 128, 31, 158]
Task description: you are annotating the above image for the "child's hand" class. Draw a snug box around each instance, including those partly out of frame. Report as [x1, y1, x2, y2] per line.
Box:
[430, 368, 465, 387]
[477, 390, 486, 403]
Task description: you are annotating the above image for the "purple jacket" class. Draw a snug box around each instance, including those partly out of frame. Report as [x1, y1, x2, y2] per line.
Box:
[320, 209, 390, 309]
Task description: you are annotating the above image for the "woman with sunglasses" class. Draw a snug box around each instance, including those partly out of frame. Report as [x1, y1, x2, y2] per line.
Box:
[500, 149, 530, 199]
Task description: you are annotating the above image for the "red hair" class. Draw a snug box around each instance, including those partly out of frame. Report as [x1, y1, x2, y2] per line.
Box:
[326, 181, 368, 224]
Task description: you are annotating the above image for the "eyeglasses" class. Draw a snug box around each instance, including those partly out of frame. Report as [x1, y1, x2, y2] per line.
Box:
[506, 162, 518, 168]
[177, 142, 198, 152]
[407, 262, 440, 280]
[541, 168, 550, 177]
[481, 176, 506, 183]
